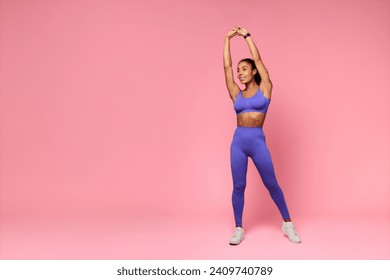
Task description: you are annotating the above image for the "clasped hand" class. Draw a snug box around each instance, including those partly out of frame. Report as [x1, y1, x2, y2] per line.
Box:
[226, 26, 249, 39]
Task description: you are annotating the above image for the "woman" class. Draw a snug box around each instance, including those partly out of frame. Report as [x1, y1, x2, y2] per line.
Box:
[223, 26, 301, 245]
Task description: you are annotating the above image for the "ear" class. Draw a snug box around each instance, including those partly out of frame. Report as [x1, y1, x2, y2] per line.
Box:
[252, 68, 257, 75]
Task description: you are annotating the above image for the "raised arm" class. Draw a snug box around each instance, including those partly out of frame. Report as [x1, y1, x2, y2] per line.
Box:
[236, 27, 273, 97]
[223, 28, 241, 102]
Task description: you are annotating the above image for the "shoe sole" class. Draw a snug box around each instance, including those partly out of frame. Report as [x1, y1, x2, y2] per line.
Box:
[229, 236, 245, 245]
[282, 227, 301, 243]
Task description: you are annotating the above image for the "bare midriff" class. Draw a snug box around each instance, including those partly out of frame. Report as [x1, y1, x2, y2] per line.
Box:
[237, 112, 266, 127]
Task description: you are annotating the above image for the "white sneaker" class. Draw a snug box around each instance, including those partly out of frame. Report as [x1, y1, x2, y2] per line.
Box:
[229, 227, 245, 245]
[282, 221, 301, 243]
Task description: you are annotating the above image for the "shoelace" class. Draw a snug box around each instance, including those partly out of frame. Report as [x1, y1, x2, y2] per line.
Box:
[286, 225, 298, 237]
[232, 229, 243, 239]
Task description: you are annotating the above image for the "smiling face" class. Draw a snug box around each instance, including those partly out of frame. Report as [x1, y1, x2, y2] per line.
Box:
[237, 61, 257, 84]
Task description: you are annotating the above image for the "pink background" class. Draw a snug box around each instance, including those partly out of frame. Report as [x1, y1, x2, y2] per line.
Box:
[0, 0, 389, 259]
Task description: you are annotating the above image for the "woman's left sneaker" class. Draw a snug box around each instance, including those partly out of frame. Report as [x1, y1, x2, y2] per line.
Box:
[282, 221, 301, 243]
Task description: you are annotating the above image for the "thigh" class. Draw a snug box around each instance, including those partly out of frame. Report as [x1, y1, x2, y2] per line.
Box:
[230, 140, 248, 185]
[251, 139, 278, 187]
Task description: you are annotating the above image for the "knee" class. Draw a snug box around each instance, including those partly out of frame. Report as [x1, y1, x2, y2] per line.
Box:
[233, 181, 246, 194]
[264, 180, 281, 194]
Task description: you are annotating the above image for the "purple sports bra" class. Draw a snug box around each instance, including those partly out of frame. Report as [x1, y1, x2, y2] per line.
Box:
[234, 87, 271, 115]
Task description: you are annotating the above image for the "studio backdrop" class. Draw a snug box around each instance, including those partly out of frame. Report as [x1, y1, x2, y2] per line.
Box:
[0, 0, 389, 259]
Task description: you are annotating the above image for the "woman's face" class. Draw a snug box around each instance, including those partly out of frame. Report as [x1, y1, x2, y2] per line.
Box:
[237, 61, 255, 84]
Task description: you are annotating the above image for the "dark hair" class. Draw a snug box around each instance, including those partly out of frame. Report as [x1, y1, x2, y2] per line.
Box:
[238, 58, 261, 85]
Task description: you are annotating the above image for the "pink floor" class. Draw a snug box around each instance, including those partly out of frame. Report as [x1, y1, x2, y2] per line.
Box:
[1, 212, 388, 260]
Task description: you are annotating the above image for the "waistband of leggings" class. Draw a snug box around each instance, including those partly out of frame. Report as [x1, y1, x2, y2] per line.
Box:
[236, 125, 263, 129]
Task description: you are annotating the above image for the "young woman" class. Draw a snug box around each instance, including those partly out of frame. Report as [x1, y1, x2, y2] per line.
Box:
[223, 26, 301, 245]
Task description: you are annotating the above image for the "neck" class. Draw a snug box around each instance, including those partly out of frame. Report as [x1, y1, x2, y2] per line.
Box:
[244, 81, 258, 91]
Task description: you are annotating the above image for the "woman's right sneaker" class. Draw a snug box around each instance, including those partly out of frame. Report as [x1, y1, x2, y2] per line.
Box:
[229, 227, 245, 245]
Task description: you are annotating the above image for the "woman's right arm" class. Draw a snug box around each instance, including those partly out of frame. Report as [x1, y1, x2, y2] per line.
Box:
[224, 29, 240, 102]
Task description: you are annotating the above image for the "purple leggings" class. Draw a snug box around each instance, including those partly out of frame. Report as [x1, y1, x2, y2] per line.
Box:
[230, 126, 290, 227]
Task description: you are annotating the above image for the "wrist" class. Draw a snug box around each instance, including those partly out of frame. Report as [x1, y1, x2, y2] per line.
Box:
[244, 32, 251, 39]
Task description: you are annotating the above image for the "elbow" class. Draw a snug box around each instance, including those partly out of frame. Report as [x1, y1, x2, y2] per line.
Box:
[253, 58, 262, 64]
[223, 57, 232, 68]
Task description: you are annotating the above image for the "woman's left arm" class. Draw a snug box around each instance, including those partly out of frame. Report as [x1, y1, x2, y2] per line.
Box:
[236, 27, 273, 92]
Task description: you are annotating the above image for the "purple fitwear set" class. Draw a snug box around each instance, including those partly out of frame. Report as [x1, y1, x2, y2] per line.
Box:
[231, 87, 290, 227]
